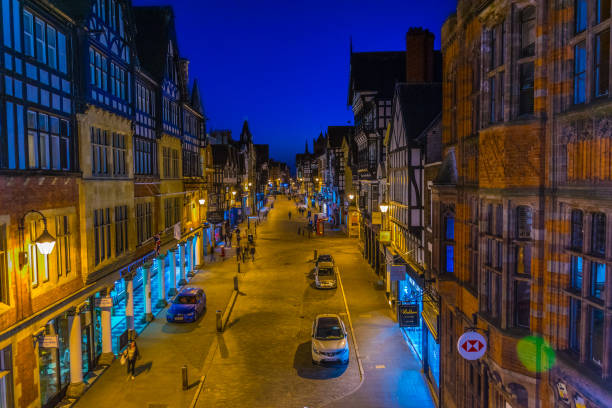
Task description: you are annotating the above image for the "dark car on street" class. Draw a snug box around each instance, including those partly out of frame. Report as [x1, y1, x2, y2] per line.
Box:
[166, 287, 206, 322]
[316, 254, 334, 266]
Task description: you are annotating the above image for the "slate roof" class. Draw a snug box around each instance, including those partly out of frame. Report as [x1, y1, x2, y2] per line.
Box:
[48, 0, 92, 22]
[393, 82, 442, 143]
[255, 144, 269, 167]
[133, 6, 178, 81]
[327, 126, 352, 149]
[348, 51, 405, 105]
[211, 144, 230, 167]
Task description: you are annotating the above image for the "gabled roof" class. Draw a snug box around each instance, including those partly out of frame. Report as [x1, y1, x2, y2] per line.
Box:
[240, 120, 252, 144]
[133, 6, 179, 81]
[327, 126, 353, 149]
[348, 51, 406, 105]
[394, 82, 442, 143]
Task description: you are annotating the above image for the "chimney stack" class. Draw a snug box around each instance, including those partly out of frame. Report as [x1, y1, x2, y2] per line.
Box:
[405, 27, 435, 83]
[178, 58, 190, 99]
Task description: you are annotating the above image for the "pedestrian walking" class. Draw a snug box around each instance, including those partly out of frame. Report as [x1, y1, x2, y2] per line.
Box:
[250, 246, 255, 261]
[209, 245, 215, 262]
[221, 245, 226, 261]
[243, 246, 249, 261]
[236, 245, 242, 262]
[297, 227, 301, 235]
[122, 340, 140, 380]
[288, 211, 292, 220]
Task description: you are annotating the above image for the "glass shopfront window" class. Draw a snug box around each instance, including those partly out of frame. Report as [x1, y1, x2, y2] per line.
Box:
[399, 276, 424, 360]
[426, 328, 440, 390]
[39, 316, 70, 408]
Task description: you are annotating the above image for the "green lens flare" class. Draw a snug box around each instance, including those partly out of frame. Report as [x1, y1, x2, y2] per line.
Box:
[516, 335, 555, 373]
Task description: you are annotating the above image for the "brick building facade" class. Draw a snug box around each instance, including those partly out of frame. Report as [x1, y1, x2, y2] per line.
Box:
[431, 0, 612, 407]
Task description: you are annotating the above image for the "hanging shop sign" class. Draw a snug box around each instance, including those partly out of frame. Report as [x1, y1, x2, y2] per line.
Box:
[555, 382, 570, 404]
[379, 230, 391, 243]
[372, 211, 382, 225]
[398, 303, 420, 327]
[457, 331, 487, 360]
[389, 264, 406, 281]
[421, 293, 439, 341]
[95, 296, 113, 308]
[40, 335, 59, 348]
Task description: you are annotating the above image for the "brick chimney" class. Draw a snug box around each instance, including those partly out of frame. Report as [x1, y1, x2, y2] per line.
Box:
[178, 58, 190, 100]
[406, 27, 435, 83]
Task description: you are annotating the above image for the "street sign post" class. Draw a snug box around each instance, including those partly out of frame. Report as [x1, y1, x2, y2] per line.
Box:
[457, 331, 487, 360]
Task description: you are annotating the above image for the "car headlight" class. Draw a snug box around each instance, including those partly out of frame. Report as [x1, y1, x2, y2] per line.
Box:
[312, 345, 319, 354]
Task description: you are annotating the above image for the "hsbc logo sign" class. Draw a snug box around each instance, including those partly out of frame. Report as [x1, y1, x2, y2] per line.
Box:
[457, 331, 487, 360]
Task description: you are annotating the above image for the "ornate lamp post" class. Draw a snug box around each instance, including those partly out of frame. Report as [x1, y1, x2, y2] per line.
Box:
[18, 210, 57, 268]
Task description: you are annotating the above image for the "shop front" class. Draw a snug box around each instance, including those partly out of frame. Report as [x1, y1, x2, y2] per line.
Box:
[39, 316, 70, 408]
[422, 292, 440, 400]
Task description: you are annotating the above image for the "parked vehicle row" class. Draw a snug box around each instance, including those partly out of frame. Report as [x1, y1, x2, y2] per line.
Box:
[311, 253, 349, 365]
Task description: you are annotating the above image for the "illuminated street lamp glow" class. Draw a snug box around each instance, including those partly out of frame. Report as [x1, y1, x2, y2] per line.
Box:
[379, 203, 389, 213]
[232, 191, 237, 196]
[199, 198, 205, 205]
[35, 227, 56, 255]
[348, 194, 354, 200]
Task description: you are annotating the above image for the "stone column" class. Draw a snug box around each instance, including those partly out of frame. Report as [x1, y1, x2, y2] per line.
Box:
[125, 273, 135, 332]
[66, 307, 85, 397]
[188, 238, 196, 277]
[156, 256, 167, 307]
[168, 248, 177, 296]
[179, 243, 187, 286]
[196, 233, 202, 267]
[98, 288, 114, 366]
[143, 261, 153, 322]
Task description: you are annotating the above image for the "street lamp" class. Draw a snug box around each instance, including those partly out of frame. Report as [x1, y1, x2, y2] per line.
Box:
[348, 194, 354, 201]
[379, 203, 389, 213]
[199, 198, 205, 205]
[18, 210, 57, 268]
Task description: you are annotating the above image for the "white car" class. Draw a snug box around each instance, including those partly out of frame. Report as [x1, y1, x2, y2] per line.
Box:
[311, 314, 349, 365]
[315, 264, 337, 289]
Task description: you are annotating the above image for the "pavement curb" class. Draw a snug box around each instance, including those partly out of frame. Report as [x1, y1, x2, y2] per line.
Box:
[318, 269, 366, 408]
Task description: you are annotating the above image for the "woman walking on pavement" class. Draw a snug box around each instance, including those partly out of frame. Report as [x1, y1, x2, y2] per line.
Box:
[250, 245, 256, 261]
[123, 340, 140, 380]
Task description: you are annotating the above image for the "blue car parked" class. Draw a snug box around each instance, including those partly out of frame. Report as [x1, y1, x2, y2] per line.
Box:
[167, 287, 206, 322]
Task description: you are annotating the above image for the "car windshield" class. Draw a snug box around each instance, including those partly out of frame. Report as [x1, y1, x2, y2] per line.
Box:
[315, 317, 344, 340]
[318, 267, 334, 276]
[318, 255, 333, 263]
[174, 295, 197, 304]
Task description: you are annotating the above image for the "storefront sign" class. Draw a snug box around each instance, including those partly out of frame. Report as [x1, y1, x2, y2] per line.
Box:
[95, 296, 113, 308]
[40, 335, 58, 348]
[422, 293, 439, 340]
[389, 264, 406, 281]
[398, 303, 420, 327]
[372, 211, 382, 225]
[379, 230, 391, 243]
[457, 331, 487, 360]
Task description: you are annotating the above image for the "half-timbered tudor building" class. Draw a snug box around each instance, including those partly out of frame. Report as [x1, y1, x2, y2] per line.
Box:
[347, 49, 402, 270]
[325, 126, 352, 224]
[0, 0, 82, 405]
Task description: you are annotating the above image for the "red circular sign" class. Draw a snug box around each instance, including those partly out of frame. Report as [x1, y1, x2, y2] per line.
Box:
[457, 331, 487, 360]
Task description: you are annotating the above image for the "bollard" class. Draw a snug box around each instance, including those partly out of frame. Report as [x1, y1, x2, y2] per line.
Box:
[216, 310, 223, 332]
[314, 249, 318, 261]
[182, 365, 188, 390]
[234, 275, 239, 291]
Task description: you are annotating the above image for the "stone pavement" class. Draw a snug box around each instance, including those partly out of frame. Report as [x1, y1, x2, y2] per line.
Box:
[72, 223, 255, 408]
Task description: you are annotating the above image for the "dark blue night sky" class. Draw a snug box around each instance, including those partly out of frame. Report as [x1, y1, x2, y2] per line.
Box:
[132, 0, 457, 169]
